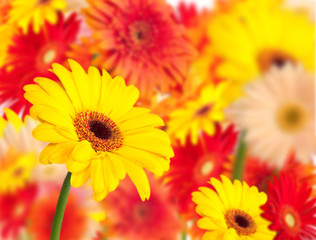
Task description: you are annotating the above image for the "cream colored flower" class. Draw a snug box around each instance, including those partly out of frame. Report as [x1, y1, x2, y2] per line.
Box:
[229, 64, 315, 167]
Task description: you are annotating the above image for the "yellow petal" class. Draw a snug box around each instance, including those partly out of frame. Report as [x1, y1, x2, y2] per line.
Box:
[98, 75, 126, 116]
[30, 105, 73, 129]
[105, 152, 126, 180]
[121, 158, 150, 201]
[70, 168, 91, 188]
[71, 140, 95, 162]
[68, 59, 91, 109]
[39, 141, 77, 164]
[87, 66, 102, 109]
[33, 123, 71, 143]
[117, 146, 169, 176]
[119, 113, 164, 133]
[34, 77, 75, 117]
[108, 83, 139, 121]
[123, 135, 174, 158]
[52, 62, 83, 111]
[103, 155, 120, 192]
[90, 158, 106, 193]
[4, 108, 22, 131]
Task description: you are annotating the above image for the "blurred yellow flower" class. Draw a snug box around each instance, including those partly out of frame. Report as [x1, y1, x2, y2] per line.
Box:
[167, 82, 233, 145]
[24, 59, 173, 201]
[0, 148, 36, 193]
[0, 108, 44, 193]
[209, 0, 314, 90]
[9, 0, 66, 33]
[192, 175, 275, 239]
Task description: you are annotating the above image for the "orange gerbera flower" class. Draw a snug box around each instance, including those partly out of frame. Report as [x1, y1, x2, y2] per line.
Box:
[83, 0, 196, 101]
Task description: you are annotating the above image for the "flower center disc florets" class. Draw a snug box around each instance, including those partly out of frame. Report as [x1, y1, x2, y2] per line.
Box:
[257, 49, 296, 72]
[281, 205, 301, 236]
[74, 111, 123, 152]
[225, 209, 257, 236]
[277, 102, 307, 133]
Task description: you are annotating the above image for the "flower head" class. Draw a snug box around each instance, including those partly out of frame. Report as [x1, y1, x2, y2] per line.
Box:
[0, 13, 80, 116]
[167, 82, 231, 145]
[261, 174, 316, 239]
[229, 64, 315, 167]
[84, 0, 196, 101]
[24, 59, 173, 201]
[9, 0, 67, 33]
[192, 175, 275, 239]
[209, 0, 314, 89]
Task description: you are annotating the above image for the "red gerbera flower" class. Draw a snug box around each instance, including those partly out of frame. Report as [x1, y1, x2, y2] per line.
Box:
[83, 0, 196, 101]
[261, 173, 316, 240]
[0, 184, 38, 239]
[164, 124, 238, 218]
[102, 174, 181, 240]
[0, 12, 80, 115]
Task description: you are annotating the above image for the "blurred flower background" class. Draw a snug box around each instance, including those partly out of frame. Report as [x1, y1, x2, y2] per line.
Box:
[0, 0, 315, 239]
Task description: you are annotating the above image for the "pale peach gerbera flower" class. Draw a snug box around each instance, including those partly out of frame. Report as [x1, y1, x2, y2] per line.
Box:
[229, 64, 315, 168]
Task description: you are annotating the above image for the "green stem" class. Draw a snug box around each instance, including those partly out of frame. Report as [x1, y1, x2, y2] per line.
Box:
[233, 131, 247, 181]
[50, 172, 72, 240]
[181, 232, 186, 240]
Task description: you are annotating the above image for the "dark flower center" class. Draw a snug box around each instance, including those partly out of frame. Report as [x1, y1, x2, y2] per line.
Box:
[195, 104, 212, 117]
[38, 0, 50, 4]
[225, 209, 257, 235]
[74, 111, 123, 152]
[235, 215, 249, 228]
[272, 57, 287, 68]
[128, 21, 154, 48]
[89, 120, 112, 140]
[257, 49, 295, 72]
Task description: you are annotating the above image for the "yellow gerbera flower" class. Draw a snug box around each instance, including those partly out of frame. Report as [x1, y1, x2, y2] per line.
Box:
[9, 0, 66, 33]
[24, 59, 173, 201]
[209, 0, 314, 89]
[0, 148, 36, 193]
[167, 82, 233, 145]
[0, 108, 42, 193]
[192, 175, 276, 239]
